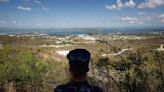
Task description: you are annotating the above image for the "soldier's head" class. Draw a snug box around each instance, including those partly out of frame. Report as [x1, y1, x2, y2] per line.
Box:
[67, 49, 90, 77]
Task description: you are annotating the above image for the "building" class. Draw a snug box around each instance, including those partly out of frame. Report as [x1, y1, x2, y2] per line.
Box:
[156, 44, 164, 51]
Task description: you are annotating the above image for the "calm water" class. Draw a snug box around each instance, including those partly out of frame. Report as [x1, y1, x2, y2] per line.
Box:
[0, 27, 164, 35]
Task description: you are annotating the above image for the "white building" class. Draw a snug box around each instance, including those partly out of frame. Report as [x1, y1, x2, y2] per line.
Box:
[78, 34, 96, 41]
[55, 50, 70, 56]
[156, 44, 164, 51]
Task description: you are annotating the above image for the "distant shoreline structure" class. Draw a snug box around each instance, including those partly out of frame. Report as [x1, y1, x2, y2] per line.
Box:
[0, 27, 164, 35]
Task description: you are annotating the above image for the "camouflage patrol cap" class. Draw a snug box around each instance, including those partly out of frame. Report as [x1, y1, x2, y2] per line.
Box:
[67, 49, 91, 73]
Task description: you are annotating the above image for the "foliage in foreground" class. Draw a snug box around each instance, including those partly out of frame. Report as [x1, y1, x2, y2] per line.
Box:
[0, 46, 164, 92]
[0, 46, 47, 92]
[89, 49, 164, 92]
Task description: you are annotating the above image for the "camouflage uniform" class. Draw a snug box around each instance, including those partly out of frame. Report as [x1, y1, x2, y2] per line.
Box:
[55, 81, 103, 92]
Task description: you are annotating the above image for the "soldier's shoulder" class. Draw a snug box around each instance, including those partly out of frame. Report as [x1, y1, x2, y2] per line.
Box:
[54, 82, 75, 92]
[92, 85, 103, 92]
[54, 84, 66, 92]
[54, 82, 103, 92]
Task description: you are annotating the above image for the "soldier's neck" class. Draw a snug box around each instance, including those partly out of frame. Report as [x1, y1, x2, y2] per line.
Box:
[72, 76, 87, 83]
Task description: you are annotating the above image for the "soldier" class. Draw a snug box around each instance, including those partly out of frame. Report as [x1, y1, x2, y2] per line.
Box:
[55, 49, 103, 92]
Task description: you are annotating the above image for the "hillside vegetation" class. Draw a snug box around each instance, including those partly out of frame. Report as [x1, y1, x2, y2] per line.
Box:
[0, 34, 164, 92]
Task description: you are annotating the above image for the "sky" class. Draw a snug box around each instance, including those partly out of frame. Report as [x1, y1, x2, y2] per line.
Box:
[0, 0, 164, 28]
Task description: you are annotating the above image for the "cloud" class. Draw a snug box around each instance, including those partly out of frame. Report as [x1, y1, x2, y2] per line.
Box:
[42, 7, 50, 12]
[0, 0, 9, 4]
[50, 23, 54, 26]
[34, 0, 41, 4]
[105, 0, 164, 11]
[17, 5, 31, 11]
[122, 17, 142, 24]
[12, 21, 17, 24]
[137, 13, 164, 23]
[157, 13, 164, 23]
[138, 13, 162, 22]
[125, 0, 136, 8]
[138, 0, 164, 8]
[105, 0, 136, 11]
[0, 0, 9, 2]
[157, 14, 164, 18]
[137, 12, 147, 15]
[33, 0, 50, 12]
[138, 13, 155, 21]
[105, 0, 124, 10]
[122, 17, 138, 21]
[161, 19, 164, 23]
[37, 23, 43, 26]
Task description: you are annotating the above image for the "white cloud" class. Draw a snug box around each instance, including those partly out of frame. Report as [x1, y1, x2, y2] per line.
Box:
[138, 13, 164, 23]
[161, 19, 164, 23]
[160, 19, 164, 23]
[105, 0, 137, 11]
[0, 0, 9, 4]
[50, 23, 54, 26]
[138, 13, 157, 21]
[17, 5, 31, 11]
[122, 17, 142, 24]
[105, 0, 164, 11]
[37, 23, 43, 26]
[129, 21, 135, 24]
[0, 0, 9, 2]
[42, 7, 50, 12]
[122, 17, 138, 21]
[125, 0, 136, 8]
[34, 0, 41, 4]
[33, 0, 50, 12]
[105, 0, 124, 10]
[157, 14, 164, 18]
[157, 13, 164, 23]
[137, 12, 147, 15]
[138, 0, 164, 8]
[105, 5, 117, 10]
[12, 21, 17, 24]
